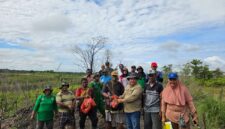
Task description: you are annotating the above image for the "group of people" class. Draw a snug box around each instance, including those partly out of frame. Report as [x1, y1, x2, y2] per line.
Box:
[31, 61, 198, 129]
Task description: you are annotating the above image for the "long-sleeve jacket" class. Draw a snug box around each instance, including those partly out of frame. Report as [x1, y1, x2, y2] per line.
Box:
[120, 83, 143, 113]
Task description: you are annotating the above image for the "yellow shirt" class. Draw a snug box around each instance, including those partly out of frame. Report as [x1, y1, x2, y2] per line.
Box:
[56, 91, 75, 112]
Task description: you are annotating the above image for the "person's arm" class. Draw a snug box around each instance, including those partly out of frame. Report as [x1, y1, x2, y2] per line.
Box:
[118, 86, 143, 103]
[31, 95, 42, 119]
[56, 94, 70, 109]
[185, 88, 198, 125]
[161, 98, 167, 123]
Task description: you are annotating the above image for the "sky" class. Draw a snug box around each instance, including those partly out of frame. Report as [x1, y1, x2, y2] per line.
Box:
[0, 0, 225, 72]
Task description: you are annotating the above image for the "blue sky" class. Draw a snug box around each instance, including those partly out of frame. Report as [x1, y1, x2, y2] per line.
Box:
[0, 0, 225, 72]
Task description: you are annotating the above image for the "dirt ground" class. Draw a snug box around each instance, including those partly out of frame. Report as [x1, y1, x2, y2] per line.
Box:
[1, 107, 144, 129]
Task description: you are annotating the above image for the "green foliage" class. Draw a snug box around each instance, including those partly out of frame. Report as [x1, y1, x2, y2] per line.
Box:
[0, 71, 83, 118]
[204, 77, 225, 87]
[198, 96, 225, 128]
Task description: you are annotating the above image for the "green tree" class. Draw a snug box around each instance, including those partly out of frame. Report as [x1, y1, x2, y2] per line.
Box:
[190, 59, 203, 78]
[162, 64, 172, 76]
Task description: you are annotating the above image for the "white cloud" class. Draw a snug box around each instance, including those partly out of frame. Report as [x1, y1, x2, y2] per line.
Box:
[0, 0, 225, 72]
[204, 56, 225, 71]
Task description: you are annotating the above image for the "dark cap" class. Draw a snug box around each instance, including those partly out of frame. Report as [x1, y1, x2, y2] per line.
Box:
[59, 82, 69, 89]
[131, 65, 136, 69]
[43, 85, 52, 93]
[127, 73, 138, 80]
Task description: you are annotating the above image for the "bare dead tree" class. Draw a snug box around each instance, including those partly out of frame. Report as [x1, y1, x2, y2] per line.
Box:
[104, 49, 112, 63]
[73, 36, 107, 72]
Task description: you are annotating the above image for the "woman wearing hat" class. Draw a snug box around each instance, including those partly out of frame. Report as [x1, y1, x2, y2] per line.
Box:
[117, 73, 143, 129]
[161, 72, 198, 129]
[31, 86, 57, 129]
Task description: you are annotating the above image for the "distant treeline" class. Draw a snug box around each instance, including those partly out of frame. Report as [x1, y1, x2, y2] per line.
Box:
[0, 69, 84, 75]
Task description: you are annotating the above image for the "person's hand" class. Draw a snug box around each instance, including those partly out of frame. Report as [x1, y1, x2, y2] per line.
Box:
[192, 113, 198, 125]
[68, 105, 74, 110]
[161, 112, 166, 123]
[30, 114, 34, 120]
[117, 99, 124, 103]
[159, 111, 162, 118]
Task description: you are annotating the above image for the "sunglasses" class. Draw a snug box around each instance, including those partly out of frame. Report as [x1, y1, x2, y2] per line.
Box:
[169, 78, 177, 81]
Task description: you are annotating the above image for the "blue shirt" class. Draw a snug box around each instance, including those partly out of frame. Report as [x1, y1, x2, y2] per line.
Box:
[100, 75, 112, 85]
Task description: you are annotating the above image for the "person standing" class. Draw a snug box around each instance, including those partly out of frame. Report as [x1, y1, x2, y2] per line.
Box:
[143, 70, 163, 129]
[99, 64, 106, 77]
[100, 70, 112, 85]
[119, 67, 129, 88]
[89, 73, 105, 117]
[117, 73, 143, 129]
[102, 71, 125, 129]
[76, 78, 98, 129]
[151, 62, 163, 83]
[136, 66, 147, 89]
[56, 82, 76, 129]
[105, 61, 114, 74]
[31, 86, 57, 129]
[161, 72, 198, 129]
[86, 69, 94, 83]
[130, 65, 137, 75]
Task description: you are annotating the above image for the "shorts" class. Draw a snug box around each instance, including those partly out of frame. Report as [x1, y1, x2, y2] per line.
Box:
[105, 110, 124, 126]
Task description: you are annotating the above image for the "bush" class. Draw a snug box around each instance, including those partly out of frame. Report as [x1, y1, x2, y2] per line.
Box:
[204, 78, 225, 87]
[198, 96, 225, 128]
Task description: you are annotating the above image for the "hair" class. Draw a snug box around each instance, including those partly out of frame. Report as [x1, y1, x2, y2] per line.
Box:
[81, 77, 88, 83]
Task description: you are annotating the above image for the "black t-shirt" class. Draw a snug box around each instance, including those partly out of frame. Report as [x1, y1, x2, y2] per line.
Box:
[102, 81, 124, 110]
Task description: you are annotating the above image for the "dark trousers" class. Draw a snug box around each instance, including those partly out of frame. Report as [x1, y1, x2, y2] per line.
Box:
[144, 112, 162, 129]
[36, 120, 53, 129]
[79, 107, 98, 129]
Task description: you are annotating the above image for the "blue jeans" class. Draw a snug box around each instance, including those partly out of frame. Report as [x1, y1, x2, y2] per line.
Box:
[125, 111, 141, 129]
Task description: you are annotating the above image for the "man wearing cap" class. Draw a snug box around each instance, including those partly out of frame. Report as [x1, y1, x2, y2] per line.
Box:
[117, 73, 143, 129]
[56, 82, 76, 129]
[31, 86, 57, 129]
[151, 62, 163, 83]
[143, 70, 163, 129]
[89, 73, 105, 117]
[130, 65, 137, 75]
[102, 71, 125, 129]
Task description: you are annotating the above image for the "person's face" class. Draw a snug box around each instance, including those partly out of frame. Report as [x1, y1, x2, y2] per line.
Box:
[129, 78, 137, 86]
[151, 66, 157, 70]
[149, 74, 156, 82]
[82, 80, 88, 88]
[131, 68, 136, 72]
[123, 70, 128, 74]
[169, 78, 178, 88]
[44, 89, 51, 95]
[61, 85, 69, 91]
[137, 68, 142, 73]
[94, 76, 99, 81]
[112, 75, 117, 81]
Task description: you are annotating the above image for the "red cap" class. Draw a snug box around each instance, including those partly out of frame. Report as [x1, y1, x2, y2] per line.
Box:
[151, 62, 158, 67]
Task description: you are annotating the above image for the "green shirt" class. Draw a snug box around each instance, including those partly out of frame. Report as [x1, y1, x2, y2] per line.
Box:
[33, 94, 57, 121]
[88, 81, 104, 106]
